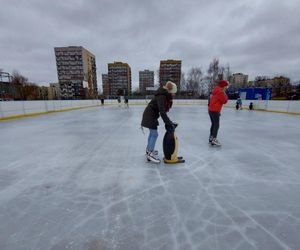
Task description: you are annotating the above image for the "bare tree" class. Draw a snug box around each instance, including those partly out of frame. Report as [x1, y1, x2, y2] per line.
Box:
[254, 76, 269, 87]
[206, 59, 232, 95]
[223, 63, 231, 81]
[10, 70, 39, 100]
[11, 70, 28, 86]
[156, 69, 160, 86]
[11, 71, 27, 100]
[207, 58, 220, 93]
[180, 72, 187, 91]
[186, 67, 203, 96]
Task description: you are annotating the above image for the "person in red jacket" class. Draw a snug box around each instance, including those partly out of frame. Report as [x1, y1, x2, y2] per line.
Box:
[208, 80, 229, 146]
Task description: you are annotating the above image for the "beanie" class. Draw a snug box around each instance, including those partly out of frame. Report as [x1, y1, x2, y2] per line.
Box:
[166, 81, 177, 94]
[218, 80, 229, 88]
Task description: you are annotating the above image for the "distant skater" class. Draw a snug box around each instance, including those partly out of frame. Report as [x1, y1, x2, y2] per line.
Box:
[101, 98, 104, 105]
[249, 102, 253, 110]
[124, 97, 129, 108]
[117, 96, 121, 107]
[141, 81, 177, 163]
[208, 80, 229, 146]
[236, 97, 242, 110]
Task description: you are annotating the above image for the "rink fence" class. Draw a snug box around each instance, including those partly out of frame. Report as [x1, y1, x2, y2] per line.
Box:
[0, 99, 299, 120]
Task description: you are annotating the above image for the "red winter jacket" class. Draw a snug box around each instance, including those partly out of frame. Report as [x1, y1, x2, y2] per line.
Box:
[208, 86, 228, 112]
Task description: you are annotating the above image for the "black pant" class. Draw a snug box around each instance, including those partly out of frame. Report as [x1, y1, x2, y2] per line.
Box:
[209, 111, 220, 138]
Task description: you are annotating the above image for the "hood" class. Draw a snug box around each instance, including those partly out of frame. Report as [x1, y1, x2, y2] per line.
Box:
[212, 86, 223, 95]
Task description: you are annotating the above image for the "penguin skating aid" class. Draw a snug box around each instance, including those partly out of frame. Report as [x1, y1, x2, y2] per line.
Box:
[163, 123, 185, 164]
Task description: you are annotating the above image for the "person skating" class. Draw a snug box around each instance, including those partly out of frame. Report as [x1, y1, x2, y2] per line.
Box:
[117, 96, 121, 107]
[236, 97, 242, 110]
[124, 97, 129, 108]
[141, 81, 177, 163]
[249, 102, 253, 110]
[208, 80, 229, 146]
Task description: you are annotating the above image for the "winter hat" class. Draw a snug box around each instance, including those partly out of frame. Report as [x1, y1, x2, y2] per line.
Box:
[165, 81, 177, 94]
[218, 80, 229, 88]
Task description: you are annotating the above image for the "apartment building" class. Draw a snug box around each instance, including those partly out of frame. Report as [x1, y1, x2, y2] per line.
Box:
[139, 70, 154, 95]
[159, 59, 181, 91]
[54, 46, 97, 99]
[107, 62, 131, 96]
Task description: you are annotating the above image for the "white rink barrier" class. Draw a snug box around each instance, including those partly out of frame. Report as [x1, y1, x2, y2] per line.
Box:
[225, 100, 300, 114]
[0, 100, 101, 118]
[0, 99, 299, 119]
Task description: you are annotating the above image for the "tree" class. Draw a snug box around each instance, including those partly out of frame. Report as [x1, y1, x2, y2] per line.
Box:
[207, 58, 220, 93]
[254, 76, 269, 87]
[272, 76, 291, 98]
[132, 86, 141, 96]
[11, 70, 28, 85]
[186, 67, 203, 96]
[223, 63, 231, 81]
[156, 69, 160, 85]
[11, 70, 39, 100]
[180, 72, 187, 91]
[11, 71, 28, 100]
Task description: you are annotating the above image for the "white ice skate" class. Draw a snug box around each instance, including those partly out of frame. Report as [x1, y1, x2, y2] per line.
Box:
[146, 149, 158, 155]
[210, 138, 222, 147]
[147, 152, 161, 164]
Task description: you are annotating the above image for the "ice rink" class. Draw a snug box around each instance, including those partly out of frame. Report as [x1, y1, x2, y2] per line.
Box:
[0, 105, 300, 250]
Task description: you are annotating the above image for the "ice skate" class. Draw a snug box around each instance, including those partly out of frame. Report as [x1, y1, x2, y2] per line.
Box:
[210, 138, 222, 147]
[146, 149, 158, 156]
[147, 152, 161, 164]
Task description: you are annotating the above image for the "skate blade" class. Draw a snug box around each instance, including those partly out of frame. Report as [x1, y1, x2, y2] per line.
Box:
[147, 158, 161, 164]
[163, 158, 185, 164]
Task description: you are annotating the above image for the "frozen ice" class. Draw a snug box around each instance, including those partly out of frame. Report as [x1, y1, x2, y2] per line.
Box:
[0, 105, 300, 250]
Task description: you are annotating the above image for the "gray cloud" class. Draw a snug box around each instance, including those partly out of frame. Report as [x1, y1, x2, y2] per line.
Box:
[1, 0, 300, 89]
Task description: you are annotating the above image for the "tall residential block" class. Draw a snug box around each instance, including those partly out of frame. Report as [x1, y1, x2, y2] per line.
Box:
[102, 74, 110, 97]
[139, 70, 154, 95]
[54, 46, 97, 99]
[108, 62, 131, 96]
[159, 59, 181, 90]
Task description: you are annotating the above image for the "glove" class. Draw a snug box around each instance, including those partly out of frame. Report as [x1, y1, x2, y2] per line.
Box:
[165, 122, 177, 133]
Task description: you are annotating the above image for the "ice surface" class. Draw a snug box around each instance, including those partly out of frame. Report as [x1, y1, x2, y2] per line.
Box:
[0, 105, 300, 250]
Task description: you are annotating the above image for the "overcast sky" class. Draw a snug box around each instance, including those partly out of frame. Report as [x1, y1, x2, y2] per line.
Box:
[1, 0, 300, 89]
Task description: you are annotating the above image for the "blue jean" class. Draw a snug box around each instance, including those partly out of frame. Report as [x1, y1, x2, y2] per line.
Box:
[147, 129, 158, 152]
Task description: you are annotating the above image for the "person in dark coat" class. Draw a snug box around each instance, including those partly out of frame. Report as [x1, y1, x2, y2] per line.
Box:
[208, 80, 229, 146]
[249, 102, 253, 110]
[117, 96, 121, 107]
[141, 81, 177, 163]
[124, 97, 129, 108]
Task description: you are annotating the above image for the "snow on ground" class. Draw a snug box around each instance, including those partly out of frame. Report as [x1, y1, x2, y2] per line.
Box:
[0, 105, 300, 250]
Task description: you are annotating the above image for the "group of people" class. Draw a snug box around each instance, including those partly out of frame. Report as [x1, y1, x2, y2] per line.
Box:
[141, 80, 229, 163]
[117, 96, 129, 108]
[236, 97, 254, 110]
[101, 97, 129, 107]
